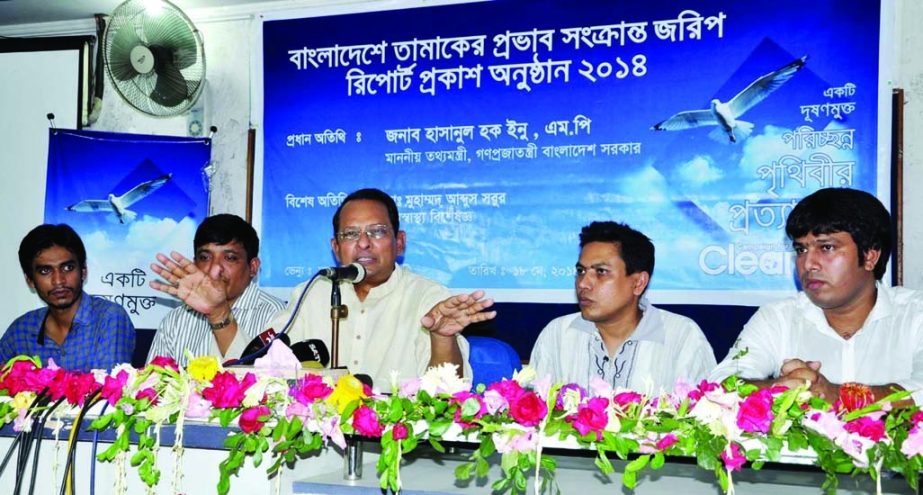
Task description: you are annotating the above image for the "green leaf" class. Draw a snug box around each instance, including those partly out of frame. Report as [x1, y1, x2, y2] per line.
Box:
[594, 451, 614, 475]
[476, 457, 490, 478]
[651, 452, 665, 470]
[455, 462, 473, 480]
[622, 469, 637, 489]
[625, 454, 650, 473]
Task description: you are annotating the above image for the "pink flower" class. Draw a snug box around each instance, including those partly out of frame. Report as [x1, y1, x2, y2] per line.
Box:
[483, 390, 508, 415]
[509, 391, 547, 427]
[100, 370, 129, 406]
[452, 391, 486, 428]
[0, 360, 39, 395]
[688, 380, 720, 401]
[720, 443, 747, 472]
[392, 423, 409, 441]
[290, 374, 333, 404]
[399, 378, 421, 398]
[554, 384, 587, 410]
[737, 388, 773, 433]
[911, 411, 923, 424]
[202, 371, 257, 409]
[486, 379, 525, 402]
[844, 416, 886, 442]
[149, 356, 179, 371]
[352, 405, 383, 437]
[570, 397, 608, 439]
[185, 390, 212, 419]
[135, 388, 159, 405]
[285, 401, 312, 422]
[901, 426, 923, 457]
[493, 430, 538, 454]
[656, 433, 679, 451]
[613, 391, 642, 407]
[239, 406, 271, 433]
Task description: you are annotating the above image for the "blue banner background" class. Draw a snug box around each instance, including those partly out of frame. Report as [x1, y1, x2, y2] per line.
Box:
[260, 0, 881, 302]
[44, 129, 210, 328]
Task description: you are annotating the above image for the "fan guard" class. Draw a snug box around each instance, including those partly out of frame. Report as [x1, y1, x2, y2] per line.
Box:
[103, 0, 205, 117]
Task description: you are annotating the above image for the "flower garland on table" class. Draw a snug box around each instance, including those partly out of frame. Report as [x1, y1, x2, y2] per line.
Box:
[2, 353, 923, 495]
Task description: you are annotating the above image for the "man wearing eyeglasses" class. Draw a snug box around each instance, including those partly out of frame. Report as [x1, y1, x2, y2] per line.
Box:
[265, 188, 495, 386]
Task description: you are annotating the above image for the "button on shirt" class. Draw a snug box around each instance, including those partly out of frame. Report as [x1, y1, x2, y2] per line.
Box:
[530, 301, 716, 393]
[267, 264, 472, 386]
[710, 285, 923, 404]
[0, 293, 135, 371]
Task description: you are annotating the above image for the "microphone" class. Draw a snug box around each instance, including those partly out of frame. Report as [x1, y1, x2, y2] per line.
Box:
[290, 339, 330, 368]
[318, 263, 366, 283]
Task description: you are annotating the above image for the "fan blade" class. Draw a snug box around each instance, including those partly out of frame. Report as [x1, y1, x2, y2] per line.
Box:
[108, 24, 143, 81]
[143, 9, 198, 70]
[151, 60, 188, 107]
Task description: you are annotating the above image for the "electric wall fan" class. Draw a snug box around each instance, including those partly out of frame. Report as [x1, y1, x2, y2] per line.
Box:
[103, 0, 205, 116]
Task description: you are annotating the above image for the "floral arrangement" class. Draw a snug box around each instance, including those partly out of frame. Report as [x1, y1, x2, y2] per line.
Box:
[1, 351, 923, 495]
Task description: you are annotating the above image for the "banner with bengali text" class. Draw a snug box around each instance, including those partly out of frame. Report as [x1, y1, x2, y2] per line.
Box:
[44, 130, 210, 328]
[259, 0, 884, 304]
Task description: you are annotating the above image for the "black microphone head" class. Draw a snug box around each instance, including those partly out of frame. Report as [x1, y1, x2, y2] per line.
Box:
[290, 339, 330, 367]
[347, 262, 366, 284]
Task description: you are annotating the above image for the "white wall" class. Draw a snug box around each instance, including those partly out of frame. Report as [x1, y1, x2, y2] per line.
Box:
[0, 0, 920, 302]
[898, 0, 923, 288]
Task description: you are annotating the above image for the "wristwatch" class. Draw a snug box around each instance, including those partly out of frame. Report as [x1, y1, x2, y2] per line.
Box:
[209, 312, 235, 331]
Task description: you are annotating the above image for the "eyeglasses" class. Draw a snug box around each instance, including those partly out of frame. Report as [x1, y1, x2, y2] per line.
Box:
[336, 224, 391, 242]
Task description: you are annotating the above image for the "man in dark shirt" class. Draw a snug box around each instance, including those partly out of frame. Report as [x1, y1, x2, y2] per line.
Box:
[0, 224, 134, 371]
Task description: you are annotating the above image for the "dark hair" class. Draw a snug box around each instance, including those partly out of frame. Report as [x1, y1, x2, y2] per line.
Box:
[19, 224, 87, 279]
[785, 187, 891, 280]
[194, 214, 259, 262]
[579, 221, 655, 277]
[332, 188, 400, 234]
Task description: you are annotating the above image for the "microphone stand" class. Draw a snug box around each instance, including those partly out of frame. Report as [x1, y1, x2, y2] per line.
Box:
[329, 275, 362, 480]
[329, 277, 349, 369]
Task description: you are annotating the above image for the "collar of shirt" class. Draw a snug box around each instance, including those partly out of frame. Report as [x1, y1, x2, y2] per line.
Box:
[36, 292, 89, 345]
[572, 297, 666, 345]
[343, 263, 406, 303]
[799, 282, 893, 339]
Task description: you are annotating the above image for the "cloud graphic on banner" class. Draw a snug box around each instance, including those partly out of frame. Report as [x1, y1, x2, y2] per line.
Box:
[674, 156, 724, 187]
[83, 216, 196, 282]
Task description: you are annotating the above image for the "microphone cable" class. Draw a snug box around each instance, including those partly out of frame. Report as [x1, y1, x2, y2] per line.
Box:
[25, 397, 67, 495]
[235, 271, 322, 365]
[9, 390, 52, 495]
[59, 391, 103, 495]
[87, 401, 109, 495]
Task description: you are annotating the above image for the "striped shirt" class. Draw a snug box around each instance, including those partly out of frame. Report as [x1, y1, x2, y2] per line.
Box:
[0, 293, 135, 371]
[146, 283, 284, 367]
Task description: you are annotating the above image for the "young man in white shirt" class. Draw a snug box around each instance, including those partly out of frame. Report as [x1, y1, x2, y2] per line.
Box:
[530, 221, 715, 392]
[710, 188, 923, 406]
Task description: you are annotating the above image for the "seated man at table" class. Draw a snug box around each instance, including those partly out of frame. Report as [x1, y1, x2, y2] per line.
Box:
[0, 224, 134, 370]
[530, 221, 715, 392]
[710, 188, 923, 405]
[147, 214, 285, 366]
[264, 188, 496, 386]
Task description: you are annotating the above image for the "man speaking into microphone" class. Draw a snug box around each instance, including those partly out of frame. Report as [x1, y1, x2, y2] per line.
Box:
[264, 188, 496, 386]
[146, 214, 285, 366]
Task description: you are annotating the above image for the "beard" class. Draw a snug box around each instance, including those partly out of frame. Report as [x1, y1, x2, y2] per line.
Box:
[41, 285, 83, 310]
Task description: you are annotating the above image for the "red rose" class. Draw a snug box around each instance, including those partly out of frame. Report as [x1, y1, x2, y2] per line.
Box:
[352, 405, 384, 437]
[392, 422, 409, 441]
[239, 406, 271, 434]
[509, 391, 547, 427]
